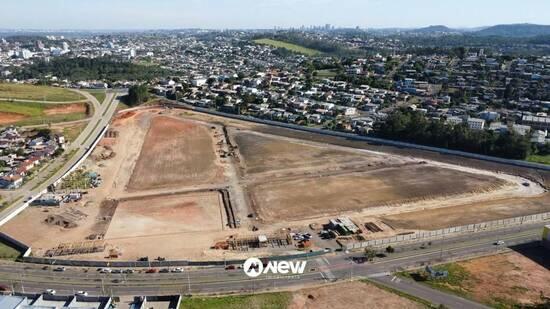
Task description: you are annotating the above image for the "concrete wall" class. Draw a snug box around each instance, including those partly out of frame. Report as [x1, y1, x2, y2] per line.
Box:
[344, 212, 550, 250]
[170, 101, 550, 172]
[0, 232, 31, 257]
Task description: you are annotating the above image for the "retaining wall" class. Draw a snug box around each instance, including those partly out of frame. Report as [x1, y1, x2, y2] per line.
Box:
[168, 101, 550, 172]
[343, 211, 550, 250]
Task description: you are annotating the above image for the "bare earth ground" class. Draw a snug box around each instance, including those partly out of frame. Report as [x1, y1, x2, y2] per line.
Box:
[250, 165, 508, 222]
[457, 251, 550, 306]
[233, 131, 387, 174]
[127, 115, 223, 191]
[382, 194, 550, 230]
[2, 109, 548, 261]
[0, 112, 26, 124]
[288, 281, 423, 309]
[43, 103, 87, 115]
[106, 192, 224, 239]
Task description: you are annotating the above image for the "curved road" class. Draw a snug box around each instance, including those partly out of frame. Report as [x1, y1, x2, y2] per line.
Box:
[0, 89, 121, 226]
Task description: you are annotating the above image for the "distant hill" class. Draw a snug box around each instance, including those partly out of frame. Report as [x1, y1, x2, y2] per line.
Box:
[414, 25, 454, 33]
[474, 23, 550, 37]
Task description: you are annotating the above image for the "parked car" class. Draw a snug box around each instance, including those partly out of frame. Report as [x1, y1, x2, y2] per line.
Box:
[145, 268, 158, 273]
[225, 265, 236, 270]
[98, 268, 111, 273]
[171, 268, 184, 273]
[494, 240, 506, 246]
[111, 269, 123, 274]
[53, 267, 65, 272]
[123, 269, 135, 274]
[159, 268, 170, 273]
[44, 289, 56, 295]
[76, 291, 88, 296]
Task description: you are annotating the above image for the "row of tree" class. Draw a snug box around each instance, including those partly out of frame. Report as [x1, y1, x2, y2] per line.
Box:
[375, 109, 532, 160]
[12, 57, 171, 81]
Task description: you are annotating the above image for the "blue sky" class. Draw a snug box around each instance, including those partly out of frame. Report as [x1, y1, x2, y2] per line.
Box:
[1, 0, 549, 30]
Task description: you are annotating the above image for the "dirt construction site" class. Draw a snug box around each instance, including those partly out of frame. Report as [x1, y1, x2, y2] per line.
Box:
[2, 108, 548, 261]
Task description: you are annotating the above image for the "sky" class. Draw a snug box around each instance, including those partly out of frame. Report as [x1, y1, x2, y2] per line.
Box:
[1, 0, 549, 30]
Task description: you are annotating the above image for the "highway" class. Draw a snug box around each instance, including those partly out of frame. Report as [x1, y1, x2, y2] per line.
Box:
[0, 222, 544, 308]
[0, 89, 121, 226]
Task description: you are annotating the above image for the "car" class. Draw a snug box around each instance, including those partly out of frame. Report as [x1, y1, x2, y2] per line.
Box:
[123, 269, 135, 274]
[171, 268, 184, 273]
[225, 265, 236, 270]
[159, 268, 170, 273]
[44, 289, 56, 295]
[53, 267, 65, 272]
[494, 240, 506, 246]
[111, 269, 123, 274]
[75, 291, 88, 296]
[98, 268, 111, 273]
[145, 268, 158, 273]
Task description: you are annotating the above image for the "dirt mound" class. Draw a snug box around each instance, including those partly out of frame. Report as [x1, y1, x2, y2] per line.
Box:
[44, 208, 88, 229]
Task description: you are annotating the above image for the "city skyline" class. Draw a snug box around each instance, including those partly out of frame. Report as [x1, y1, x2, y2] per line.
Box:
[1, 0, 550, 30]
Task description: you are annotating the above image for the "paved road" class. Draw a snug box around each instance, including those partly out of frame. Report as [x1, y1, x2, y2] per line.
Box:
[0, 224, 543, 308]
[0, 90, 121, 226]
[371, 276, 490, 309]
[0, 98, 88, 104]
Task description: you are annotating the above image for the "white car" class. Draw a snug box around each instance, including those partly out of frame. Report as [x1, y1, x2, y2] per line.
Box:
[99, 268, 112, 273]
[44, 289, 56, 295]
[76, 291, 88, 296]
[171, 267, 184, 273]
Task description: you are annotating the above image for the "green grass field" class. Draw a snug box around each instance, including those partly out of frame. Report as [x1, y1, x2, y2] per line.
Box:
[62, 122, 89, 142]
[315, 69, 338, 78]
[0, 101, 88, 126]
[527, 154, 550, 165]
[0, 242, 21, 260]
[0, 83, 84, 102]
[399, 263, 473, 300]
[180, 292, 291, 309]
[84, 90, 107, 104]
[254, 38, 322, 56]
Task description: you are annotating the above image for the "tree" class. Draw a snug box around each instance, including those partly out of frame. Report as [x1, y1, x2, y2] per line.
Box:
[386, 246, 395, 254]
[364, 247, 377, 261]
[126, 84, 149, 107]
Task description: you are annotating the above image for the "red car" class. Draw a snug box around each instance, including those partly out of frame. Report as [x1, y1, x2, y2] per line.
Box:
[145, 268, 158, 273]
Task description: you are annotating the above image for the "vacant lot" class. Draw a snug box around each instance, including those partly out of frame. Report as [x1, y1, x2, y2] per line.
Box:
[0, 83, 84, 101]
[0, 101, 88, 125]
[251, 165, 507, 222]
[406, 250, 550, 308]
[83, 89, 107, 104]
[106, 192, 224, 239]
[254, 38, 322, 56]
[382, 194, 550, 230]
[234, 131, 387, 174]
[127, 116, 223, 191]
[182, 281, 424, 309]
[289, 281, 424, 309]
